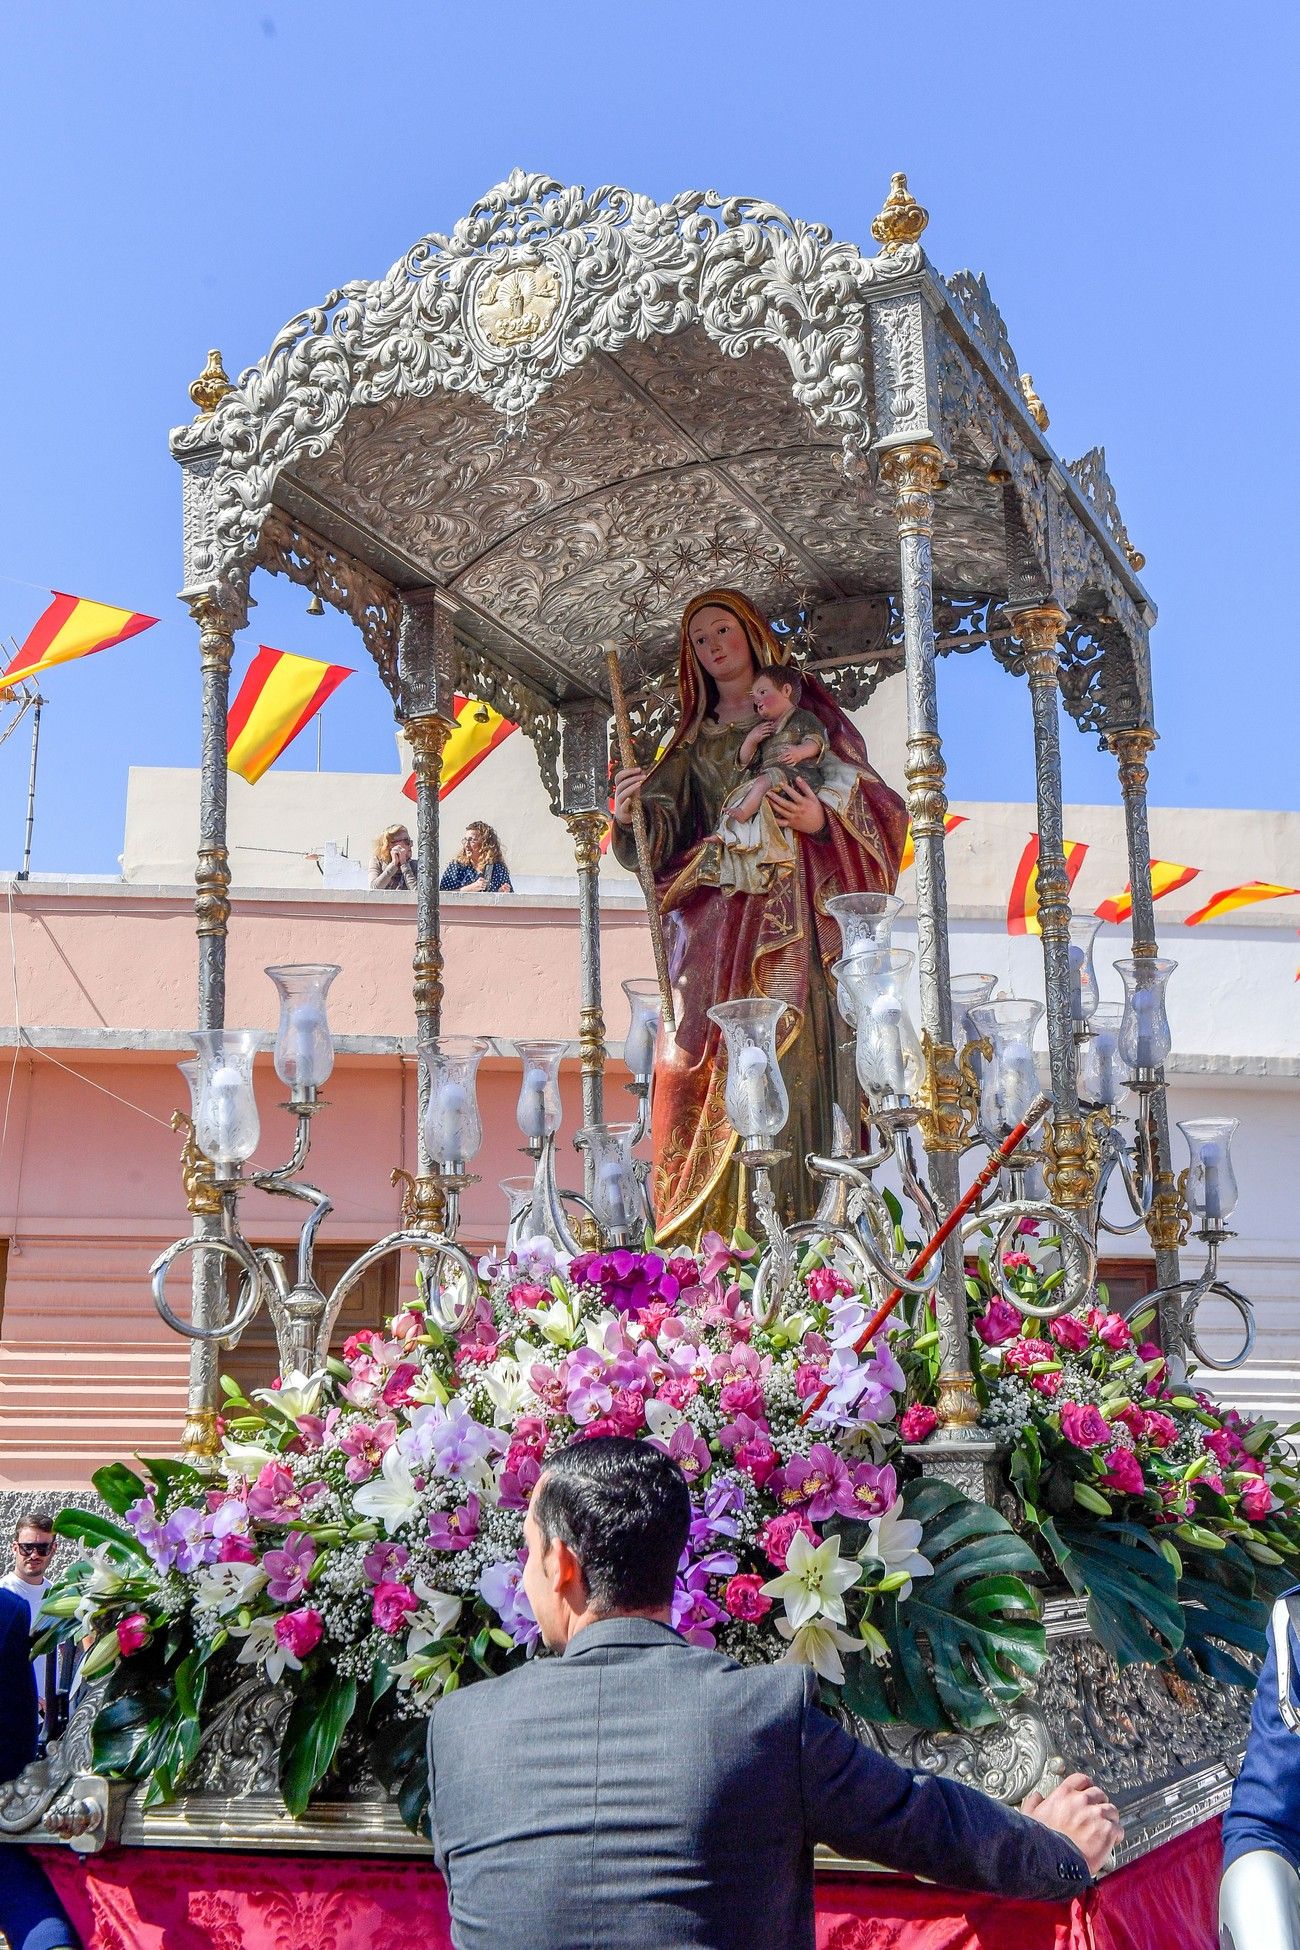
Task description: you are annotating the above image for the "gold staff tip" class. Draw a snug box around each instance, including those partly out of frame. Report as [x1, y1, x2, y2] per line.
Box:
[190, 348, 233, 418]
[1018, 372, 1050, 432]
[871, 173, 929, 254]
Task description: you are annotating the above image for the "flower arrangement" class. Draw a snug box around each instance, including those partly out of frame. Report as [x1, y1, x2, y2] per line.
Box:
[42, 1235, 1044, 1825]
[898, 1227, 1300, 1679]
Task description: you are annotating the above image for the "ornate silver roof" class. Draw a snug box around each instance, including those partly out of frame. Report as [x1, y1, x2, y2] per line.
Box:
[173, 171, 1155, 754]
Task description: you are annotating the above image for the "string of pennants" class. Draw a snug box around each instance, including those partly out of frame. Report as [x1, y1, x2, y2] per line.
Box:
[5, 592, 1299, 943]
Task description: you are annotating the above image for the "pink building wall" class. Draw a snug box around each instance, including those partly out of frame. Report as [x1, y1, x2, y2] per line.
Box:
[0, 884, 652, 1489]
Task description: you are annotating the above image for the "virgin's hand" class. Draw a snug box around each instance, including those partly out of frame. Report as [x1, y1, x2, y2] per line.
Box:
[770, 777, 827, 835]
[612, 766, 647, 827]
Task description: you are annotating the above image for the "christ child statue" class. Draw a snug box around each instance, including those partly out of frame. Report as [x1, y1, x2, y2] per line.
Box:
[714, 665, 829, 890]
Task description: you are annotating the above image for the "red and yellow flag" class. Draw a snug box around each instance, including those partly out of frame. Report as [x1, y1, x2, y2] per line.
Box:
[1095, 861, 1200, 925]
[1184, 881, 1300, 927]
[1007, 835, 1089, 935]
[898, 813, 967, 874]
[1, 591, 157, 689]
[401, 696, 517, 803]
[227, 647, 353, 784]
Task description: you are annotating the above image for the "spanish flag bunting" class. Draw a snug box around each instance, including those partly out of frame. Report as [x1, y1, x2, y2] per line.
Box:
[401, 695, 516, 802]
[898, 813, 968, 875]
[1007, 835, 1089, 935]
[227, 647, 353, 784]
[1184, 881, 1300, 927]
[1, 591, 158, 689]
[1095, 861, 1200, 925]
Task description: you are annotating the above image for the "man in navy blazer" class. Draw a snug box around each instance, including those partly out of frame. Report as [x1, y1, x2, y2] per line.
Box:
[0, 1585, 80, 1950]
[429, 1436, 1121, 1950]
[1220, 1587, 1300, 1947]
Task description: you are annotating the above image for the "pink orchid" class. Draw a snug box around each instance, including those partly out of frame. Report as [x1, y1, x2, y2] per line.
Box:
[427, 1495, 480, 1552]
[263, 1531, 318, 1603]
[338, 1417, 398, 1485]
[660, 1420, 711, 1482]
[363, 1541, 410, 1585]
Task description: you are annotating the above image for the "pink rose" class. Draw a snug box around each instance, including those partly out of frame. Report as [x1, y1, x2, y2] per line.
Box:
[116, 1611, 150, 1657]
[758, 1511, 818, 1569]
[1113, 1404, 1148, 1441]
[1100, 1446, 1145, 1496]
[507, 1281, 551, 1313]
[1142, 1411, 1178, 1449]
[1095, 1313, 1133, 1352]
[371, 1580, 421, 1635]
[381, 1362, 420, 1408]
[723, 1574, 773, 1623]
[274, 1607, 323, 1659]
[975, 1299, 1023, 1346]
[1050, 1315, 1091, 1353]
[899, 1403, 938, 1445]
[1241, 1478, 1276, 1522]
[1060, 1402, 1113, 1450]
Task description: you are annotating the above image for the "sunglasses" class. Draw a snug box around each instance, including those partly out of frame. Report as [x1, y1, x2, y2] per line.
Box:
[15, 1541, 53, 1556]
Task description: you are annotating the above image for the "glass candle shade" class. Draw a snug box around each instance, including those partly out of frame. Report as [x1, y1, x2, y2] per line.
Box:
[500, 1175, 535, 1224]
[267, 964, 340, 1097]
[621, 979, 663, 1083]
[177, 1056, 202, 1121]
[578, 1122, 639, 1236]
[707, 998, 790, 1143]
[1067, 917, 1102, 1026]
[514, 1040, 567, 1143]
[825, 892, 904, 962]
[421, 1037, 491, 1171]
[1179, 1117, 1240, 1227]
[950, 973, 999, 1088]
[831, 950, 923, 1110]
[1076, 1003, 1126, 1110]
[1115, 957, 1176, 1075]
[191, 1030, 261, 1170]
[968, 999, 1044, 1142]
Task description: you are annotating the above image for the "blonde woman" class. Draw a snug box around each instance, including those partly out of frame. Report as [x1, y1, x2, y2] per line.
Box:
[369, 823, 418, 890]
[440, 821, 513, 894]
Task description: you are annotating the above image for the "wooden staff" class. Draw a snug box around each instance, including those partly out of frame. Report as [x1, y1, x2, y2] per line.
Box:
[800, 1092, 1053, 1423]
[605, 647, 675, 1032]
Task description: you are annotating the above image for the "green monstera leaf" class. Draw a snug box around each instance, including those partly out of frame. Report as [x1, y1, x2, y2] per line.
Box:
[1040, 1517, 1185, 1667]
[1176, 1540, 1270, 1688]
[844, 1480, 1046, 1732]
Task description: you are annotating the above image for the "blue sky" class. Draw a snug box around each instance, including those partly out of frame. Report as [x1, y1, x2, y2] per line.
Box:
[1, 1, 1295, 875]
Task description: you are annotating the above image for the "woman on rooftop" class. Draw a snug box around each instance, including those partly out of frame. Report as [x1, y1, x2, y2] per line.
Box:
[440, 820, 514, 894]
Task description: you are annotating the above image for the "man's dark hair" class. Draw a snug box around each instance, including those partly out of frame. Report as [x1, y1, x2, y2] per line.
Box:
[754, 662, 802, 705]
[534, 1437, 690, 1614]
[14, 1508, 54, 1539]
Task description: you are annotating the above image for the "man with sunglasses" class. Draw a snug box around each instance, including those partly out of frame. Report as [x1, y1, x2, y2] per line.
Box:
[1, 1511, 57, 1631]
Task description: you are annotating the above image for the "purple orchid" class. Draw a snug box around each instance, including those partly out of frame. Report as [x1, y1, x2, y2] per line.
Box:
[770, 1445, 850, 1523]
[655, 1420, 711, 1482]
[427, 1494, 480, 1552]
[563, 1348, 614, 1426]
[835, 1461, 898, 1521]
[406, 1401, 500, 1479]
[689, 1478, 746, 1548]
[479, 1553, 540, 1649]
[263, 1530, 317, 1603]
[156, 1504, 219, 1574]
[362, 1540, 410, 1585]
[568, 1249, 682, 1316]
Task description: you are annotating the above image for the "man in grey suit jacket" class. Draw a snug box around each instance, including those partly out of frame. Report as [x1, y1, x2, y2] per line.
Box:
[429, 1437, 1120, 1950]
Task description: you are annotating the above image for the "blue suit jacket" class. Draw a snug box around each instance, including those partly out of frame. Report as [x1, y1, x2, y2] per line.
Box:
[0, 1586, 78, 1950]
[429, 1617, 1089, 1950]
[1223, 1587, 1300, 1872]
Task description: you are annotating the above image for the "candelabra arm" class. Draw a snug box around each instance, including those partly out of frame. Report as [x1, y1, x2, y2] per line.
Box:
[1130, 1231, 1257, 1372]
[529, 1133, 587, 1256]
[627, 1077, 652, 1150]
[1096, 1114, 1155, 1236]
[960, 1198, 1098, 1319]
[150, 1199, 266, 1345]
[894, 1127, 940, 1240]
[319, 1229, 480, 1361]
[250, 1107, 317, 1187]
[747, 1160, 800, 1329]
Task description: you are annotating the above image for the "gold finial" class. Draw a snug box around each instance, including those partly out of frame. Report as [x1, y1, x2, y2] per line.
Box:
[1018, 373, 1050, 431]
[189, 348, 232, 418]
[871, 173, 929, 254]
[1124, 541, 1146, 573]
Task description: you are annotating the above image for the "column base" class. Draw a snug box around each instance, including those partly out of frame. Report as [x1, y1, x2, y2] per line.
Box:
[904, 1427, 1007, 1505]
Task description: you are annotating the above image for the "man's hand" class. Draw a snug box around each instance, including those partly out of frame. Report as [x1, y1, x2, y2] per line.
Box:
[769, 776, 827, 835]
[612, 765, 647, 828]
[1022, 1772, 1123, 1876]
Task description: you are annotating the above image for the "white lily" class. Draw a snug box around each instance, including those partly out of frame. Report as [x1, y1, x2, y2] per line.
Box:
[775, 1617, 862, 1685]
[388, 1647, 458, 1703]
[760, 1530, 862, 1631]
[231, 1615, 304, 1686]
[194, 1560, 267, 1616]
[534, 1298, 582, 1347]
[863, 1498, 933, 1603]
[253, 1369, 323, 1421]
[482, 1357, 533, 1427]
[352, 1444, 421, 1535]
[644, 1398, 684, 1442]
[220, 1439, 280, 1476]
[410, 1577, 464, 1645]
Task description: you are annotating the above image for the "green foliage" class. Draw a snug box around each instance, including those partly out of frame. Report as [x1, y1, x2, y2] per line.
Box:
[280, 1672, 359, 1818]
[1040, 1517, 1185, 1667]
[55, 1507, 148, 1560]
[366, 1700, 431, 1838]
[1175, 1541, 1270, 1687]
[92, 1463, 148, 1517]
[844, 1481, 1045, 1732]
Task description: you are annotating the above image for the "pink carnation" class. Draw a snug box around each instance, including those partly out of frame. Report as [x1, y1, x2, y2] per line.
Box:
[975, 1299, 1023, 1346]
[1206, 1426, 1244, 1468]
[274, 1607, 322, 1659]
[759, 1511, 818, 1569]
[719, 1376, 765, 1421]
[899, 1403, 938, 1445]
[1060, 1402, 1113, 1450]
[1002, 1251, 1034, 1271]
[655, 1376, 699, 1412]
[371, 1580, 421, 1635]
[507, 1281, 551, 1313]
[1050, 1315, 1091, 1353]
[1143, 1411, 1178, 1450]
[806, 1267, 854, 1305]
[1100, 1445, 1145, 1496]
[1032, 1370, 1063, 1398]
[723, 1574, 773, 1622]
[1004, 1337, 1055, 1374]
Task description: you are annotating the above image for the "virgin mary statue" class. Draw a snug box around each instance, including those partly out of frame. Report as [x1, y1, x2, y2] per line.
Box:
[611, 588, 907, 1243]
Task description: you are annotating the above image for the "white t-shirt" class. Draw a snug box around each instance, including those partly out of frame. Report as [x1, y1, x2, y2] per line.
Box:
[0, 1571, 48, 1632]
